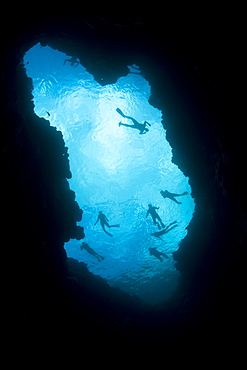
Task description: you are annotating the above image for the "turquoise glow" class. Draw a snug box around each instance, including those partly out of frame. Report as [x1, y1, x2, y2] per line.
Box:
[24, 43, 195, 304]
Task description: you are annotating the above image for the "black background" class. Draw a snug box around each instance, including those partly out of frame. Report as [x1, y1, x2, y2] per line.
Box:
[2, 8, 245, 357]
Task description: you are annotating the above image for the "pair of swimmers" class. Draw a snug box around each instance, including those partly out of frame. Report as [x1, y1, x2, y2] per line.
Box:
[146, 205, 178, 262]
[146, 188, 188, 233]
[79, 211, 120, 261]
[146, 190, 188, 261]
[80, 242, 170, 263]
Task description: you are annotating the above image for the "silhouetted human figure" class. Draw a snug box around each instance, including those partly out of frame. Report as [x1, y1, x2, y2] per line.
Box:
[116, 108, 150, 134]
[149, 247, 168, 262]
[151, 221, 178, 240]
[80, 242, 105, 262]
[94, 211, 120, 237]
[146, 204, 165, 230]
[63, 56, 80, 67]
[160, 190, 188, 204]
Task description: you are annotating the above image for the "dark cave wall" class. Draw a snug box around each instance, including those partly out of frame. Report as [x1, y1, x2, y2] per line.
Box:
[2, 45, 86, 332]
[2, 11, 245, 347]
[3, 58, 85, 251]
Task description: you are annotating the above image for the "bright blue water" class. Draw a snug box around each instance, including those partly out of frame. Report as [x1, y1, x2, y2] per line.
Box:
[24, 43, 195, 304]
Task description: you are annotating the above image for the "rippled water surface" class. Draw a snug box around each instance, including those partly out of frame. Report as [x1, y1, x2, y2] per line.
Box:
[24, 43, 195, 304]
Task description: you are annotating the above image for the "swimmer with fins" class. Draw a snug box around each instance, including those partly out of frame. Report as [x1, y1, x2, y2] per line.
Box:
[149, 247, 169, 262]
[150, 221, 178, 240]
[80, 242, 105, 262]
[160, 190, 188, 204]
[63, 56, 80, 67]
[146, 204, 165, 230]
[116, 108, 150, 134]
[94, 211, 120, 237]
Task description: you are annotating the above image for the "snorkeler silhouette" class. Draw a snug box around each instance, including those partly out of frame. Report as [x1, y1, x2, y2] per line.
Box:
[160, 190, 188, 204]
[116, 108, 150, 134]
[146, 204, 165, 230]
[149, 247, 168, 262]
[63, 56, 80, 67]
[80, 242, 105, 262]
[150, 221, 178, 240]
[94, 211, 120, 237]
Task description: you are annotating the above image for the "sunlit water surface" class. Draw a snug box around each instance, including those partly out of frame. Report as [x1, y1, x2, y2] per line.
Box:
[24, 43, 195, 304]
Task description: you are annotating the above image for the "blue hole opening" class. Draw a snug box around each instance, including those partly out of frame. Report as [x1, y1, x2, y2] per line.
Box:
[24, 43, 195, 304]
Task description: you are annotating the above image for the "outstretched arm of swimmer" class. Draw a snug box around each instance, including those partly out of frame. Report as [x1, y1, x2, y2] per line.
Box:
[94, 216, 100, 225]
[144, 121, 151, 126]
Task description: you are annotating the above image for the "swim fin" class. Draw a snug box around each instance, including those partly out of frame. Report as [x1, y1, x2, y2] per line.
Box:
[111, 224, 120, 228]
[116, 108, 126, 117]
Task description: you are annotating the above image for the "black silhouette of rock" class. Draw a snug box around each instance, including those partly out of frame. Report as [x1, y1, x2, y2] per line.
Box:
[1, 10, 245, 354]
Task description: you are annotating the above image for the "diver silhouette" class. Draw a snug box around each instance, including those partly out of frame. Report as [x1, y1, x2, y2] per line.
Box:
[94, 211, 120, 237]
[80, 242, 105, 262]
[146, 204, 165, 230]
[63, 56, 80, 67]
[116, 108, 150, 134]
[160, 190, 188, 204]
[149, 247, 168, 262]
[150, 221, 178, 240]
